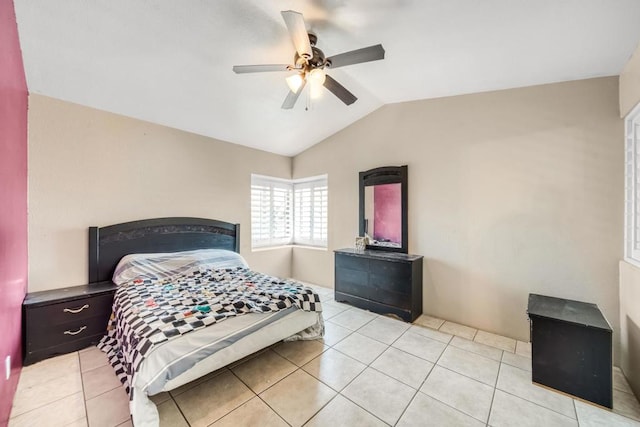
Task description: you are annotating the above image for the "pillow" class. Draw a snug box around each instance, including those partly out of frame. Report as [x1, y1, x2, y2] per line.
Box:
[112, 249, 248, 285]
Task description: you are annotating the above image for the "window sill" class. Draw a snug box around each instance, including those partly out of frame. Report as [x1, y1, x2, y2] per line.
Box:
[252, 244, 327, 252]
[292, 245, 328, 251]
[623, 256, 640, 270]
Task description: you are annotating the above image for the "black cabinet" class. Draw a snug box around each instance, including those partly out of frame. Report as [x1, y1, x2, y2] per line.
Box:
[23, 281, 117, 365]
[527, 293, 612, 408]
[334, 248, 423, 322]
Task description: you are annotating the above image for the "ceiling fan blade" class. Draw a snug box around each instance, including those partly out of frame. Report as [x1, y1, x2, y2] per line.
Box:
[282, 80, 307, 109]
[323, 74, 357, 105]
[326, 44, 385, 69]
[232, 64, 291, 74]
[281, 10, 312, 60]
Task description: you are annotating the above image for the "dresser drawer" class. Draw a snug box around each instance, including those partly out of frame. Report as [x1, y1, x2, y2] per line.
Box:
[335, 267, 370, 299]
[368, 287, 411, 309]
[27, 293, 114, 326]
[369, 260, 411, 280]
[369, 272, 412, 294]
[26, 314, 110, 348]
[336, 254, 369, 271]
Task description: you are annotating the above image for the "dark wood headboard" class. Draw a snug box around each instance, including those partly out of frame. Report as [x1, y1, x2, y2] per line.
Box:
[88, 217, 240, 283]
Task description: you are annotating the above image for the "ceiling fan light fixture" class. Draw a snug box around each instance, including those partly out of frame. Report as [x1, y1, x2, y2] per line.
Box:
[308, 68, 326, 85]
[286, 73, 305, 93]
[308, 69, 326, 99]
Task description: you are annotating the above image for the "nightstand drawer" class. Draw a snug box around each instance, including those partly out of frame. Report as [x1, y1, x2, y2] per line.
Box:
[24, 334, 106, 365]
[23, 281, 117, 365]
[27, 293, 114, 326]
[26, 314, 110, 348]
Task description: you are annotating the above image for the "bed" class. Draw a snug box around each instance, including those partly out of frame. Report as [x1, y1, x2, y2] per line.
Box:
[89, 217, 324, 427]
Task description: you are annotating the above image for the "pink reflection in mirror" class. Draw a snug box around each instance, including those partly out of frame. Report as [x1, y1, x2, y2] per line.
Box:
[373, 183, 401, 245]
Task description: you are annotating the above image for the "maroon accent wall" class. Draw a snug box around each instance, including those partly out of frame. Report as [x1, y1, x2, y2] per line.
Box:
[0, 0, 28, 424]
[373, 183, 402, 243]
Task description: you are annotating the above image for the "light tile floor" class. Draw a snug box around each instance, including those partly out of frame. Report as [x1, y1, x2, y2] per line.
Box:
[9, 284, 640, 426]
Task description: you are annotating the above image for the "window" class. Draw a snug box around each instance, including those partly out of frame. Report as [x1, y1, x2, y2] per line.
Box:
[251, 174, 328, 249]
[625, 102, 640, 265]
[294, 177, 328, 247]
[251, 176, 293, 248]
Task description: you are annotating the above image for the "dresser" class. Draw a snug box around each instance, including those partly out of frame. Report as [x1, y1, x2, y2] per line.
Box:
[334, 248, 423, 322]
[22, 281, 117, 365]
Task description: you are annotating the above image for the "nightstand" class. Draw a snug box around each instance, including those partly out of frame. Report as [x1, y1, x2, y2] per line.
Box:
[22, 281, 117, 365]
[527, 293, 612, 408]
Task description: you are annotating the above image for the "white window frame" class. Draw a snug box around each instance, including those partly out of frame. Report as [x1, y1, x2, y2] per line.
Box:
[251, 175, 293, 248]
[625, 102, 640, 266]
[293, 175, 328, 247]
[251, 174, 328, 250]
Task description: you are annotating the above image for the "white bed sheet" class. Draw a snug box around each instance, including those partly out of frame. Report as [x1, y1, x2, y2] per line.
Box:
[130, 308, 322, 426]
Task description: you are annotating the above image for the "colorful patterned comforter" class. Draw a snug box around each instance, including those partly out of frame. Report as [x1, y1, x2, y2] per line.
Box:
[98, 266, 322, 396]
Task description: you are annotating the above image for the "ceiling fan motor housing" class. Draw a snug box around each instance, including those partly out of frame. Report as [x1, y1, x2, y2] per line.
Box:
[294, 33, 328, 71]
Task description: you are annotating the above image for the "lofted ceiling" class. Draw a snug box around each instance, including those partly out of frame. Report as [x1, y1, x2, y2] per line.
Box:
[14, 0, 640, 156]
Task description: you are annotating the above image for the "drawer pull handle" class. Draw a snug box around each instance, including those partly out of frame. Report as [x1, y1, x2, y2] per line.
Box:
[64, 326, 87, 336]
[63, 304, 89, 314]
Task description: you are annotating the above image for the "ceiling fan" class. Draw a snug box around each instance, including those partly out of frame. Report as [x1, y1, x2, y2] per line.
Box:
[232, 10, 385, 109]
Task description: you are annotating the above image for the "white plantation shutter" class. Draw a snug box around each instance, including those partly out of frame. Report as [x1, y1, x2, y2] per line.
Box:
[626, 103, 640, 265]
[251, 174, 328, 249]
[294, 177, 328, 247]
[251, 176, 292, 248]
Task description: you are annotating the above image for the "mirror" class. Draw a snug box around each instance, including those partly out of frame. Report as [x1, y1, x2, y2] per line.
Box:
[359, 165, 408, 253]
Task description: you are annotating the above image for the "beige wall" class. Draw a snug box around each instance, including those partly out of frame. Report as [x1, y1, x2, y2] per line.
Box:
[293, 77, 623, 355]
[28, 94, 292, 292]
[619, 261, 640, 396]
[620, 42, 640, 117]
[619, 41, 640, 396]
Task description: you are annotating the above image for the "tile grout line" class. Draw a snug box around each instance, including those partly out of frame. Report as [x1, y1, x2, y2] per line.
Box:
[298, 393, 340, 427]
[613, 384, 639, 396]
[78, 350, 92, 425]
[572, 397, 579, 425]
[394, 325, 455, 425]
[226, 341, 339, 426]
[496, 361, 580, 420]
[254, 368, 314, 426]
[333, 383, 394, 426]
[496, 383, 580, 422]
[10, 352, 86, 423]
[221, 368, 293, 427]
[485, 356, 502, 425]
[328, 315, 413, 426]
[403, 338, 500, 425]
[169, 391, 190, 426]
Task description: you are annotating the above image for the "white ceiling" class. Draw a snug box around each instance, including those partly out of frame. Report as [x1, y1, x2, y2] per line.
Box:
[14, 0, 640, 156]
